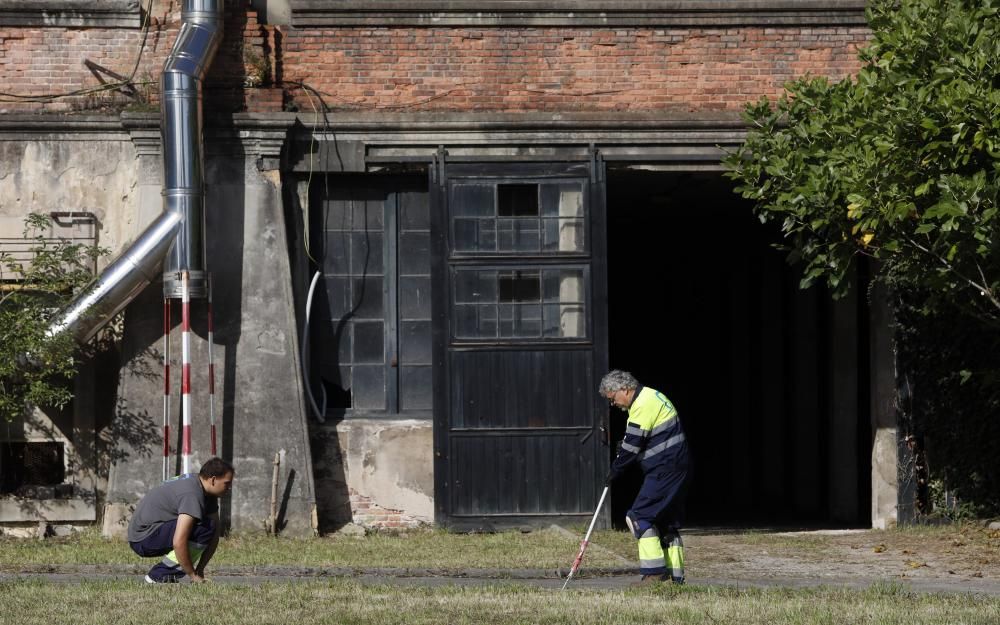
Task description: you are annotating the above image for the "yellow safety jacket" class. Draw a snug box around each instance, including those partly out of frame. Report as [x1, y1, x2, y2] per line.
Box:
[611, 385, 689, 475]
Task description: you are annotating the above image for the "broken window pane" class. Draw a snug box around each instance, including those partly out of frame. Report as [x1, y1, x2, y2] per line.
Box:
[498, 183, 538, 217]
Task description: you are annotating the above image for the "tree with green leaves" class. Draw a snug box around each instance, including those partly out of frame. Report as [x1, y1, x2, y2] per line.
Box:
[0, 213, 106, 422]
[725, 0, 1000, 517]
[725, 0, 1000, 323]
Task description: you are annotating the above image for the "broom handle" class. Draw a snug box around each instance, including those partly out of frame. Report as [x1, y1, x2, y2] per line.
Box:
[561, 486, 609, 590]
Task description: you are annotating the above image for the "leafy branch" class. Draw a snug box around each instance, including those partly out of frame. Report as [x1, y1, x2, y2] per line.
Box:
[0, 213, 109, 422]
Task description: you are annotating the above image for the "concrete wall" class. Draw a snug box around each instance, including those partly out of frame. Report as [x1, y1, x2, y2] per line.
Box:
[0, 125, 136, 259]
[0, 119, 317, 538]
[311, 419, 433, 530]
[0, 122, 137, 526]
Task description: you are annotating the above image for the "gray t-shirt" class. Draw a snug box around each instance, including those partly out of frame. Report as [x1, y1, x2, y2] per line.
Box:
[127, 475, 218, 543]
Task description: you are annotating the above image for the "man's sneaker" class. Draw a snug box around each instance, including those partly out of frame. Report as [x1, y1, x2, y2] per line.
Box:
[145, 574, 179, 584]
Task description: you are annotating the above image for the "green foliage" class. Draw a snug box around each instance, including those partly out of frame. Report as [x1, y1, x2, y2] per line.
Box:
[725, 0, 1000, 517]
[895, 289, 1000, 517]
[725, 0, 1000, 322]
[0, 214, 106, 422]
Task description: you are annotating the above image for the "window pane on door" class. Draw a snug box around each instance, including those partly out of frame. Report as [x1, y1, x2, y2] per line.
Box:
[450, 179, 587, 255]
[452, 266, 588, 340]
[498, 183, 539, 216]
[400, 365, 433, 411]
[452, 184, 494, 217]
[353, 321, 384, 364]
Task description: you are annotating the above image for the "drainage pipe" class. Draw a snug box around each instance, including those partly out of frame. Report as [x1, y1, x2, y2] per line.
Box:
[46, 0, 224, 343]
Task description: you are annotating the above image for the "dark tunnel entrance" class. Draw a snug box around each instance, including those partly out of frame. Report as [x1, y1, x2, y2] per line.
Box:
[605, 170, 872, 529]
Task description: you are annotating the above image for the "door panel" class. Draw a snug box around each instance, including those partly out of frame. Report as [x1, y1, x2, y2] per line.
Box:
[433, 159, 608, 529]
[449, 350, 594, 428]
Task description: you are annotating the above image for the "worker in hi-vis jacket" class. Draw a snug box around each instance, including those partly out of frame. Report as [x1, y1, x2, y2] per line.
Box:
[600, 369, 690, 585]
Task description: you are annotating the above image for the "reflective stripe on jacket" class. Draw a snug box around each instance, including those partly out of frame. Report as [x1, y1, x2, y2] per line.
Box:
[612, 385, 689, 475]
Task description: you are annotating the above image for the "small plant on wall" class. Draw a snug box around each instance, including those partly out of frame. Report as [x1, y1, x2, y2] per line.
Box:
[243, 48, 271, 88]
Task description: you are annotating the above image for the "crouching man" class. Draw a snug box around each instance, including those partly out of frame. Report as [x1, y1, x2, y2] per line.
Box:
[128, 457, 235, 583]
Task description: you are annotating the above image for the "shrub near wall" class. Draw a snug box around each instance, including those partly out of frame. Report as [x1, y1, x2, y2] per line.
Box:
[895, 289, 1000, 519]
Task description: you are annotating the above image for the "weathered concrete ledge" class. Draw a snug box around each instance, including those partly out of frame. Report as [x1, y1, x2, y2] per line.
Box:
[0, 0, 140, 28]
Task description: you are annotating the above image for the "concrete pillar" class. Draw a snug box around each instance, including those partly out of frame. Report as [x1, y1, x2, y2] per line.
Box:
[128, 127, 163, 229]
[208, 135, 315, 535]
[869, 281, 898, 529]
[104, 125, 316, 537]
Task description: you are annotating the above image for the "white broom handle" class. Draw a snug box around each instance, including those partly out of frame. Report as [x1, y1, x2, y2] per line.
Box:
[582, 486, 609, 544]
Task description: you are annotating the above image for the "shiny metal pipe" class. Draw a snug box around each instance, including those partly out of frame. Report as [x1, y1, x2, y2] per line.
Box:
[161, 0, 223, 299]
[46, 0, 224, 343]
[46, 211, 184, 344]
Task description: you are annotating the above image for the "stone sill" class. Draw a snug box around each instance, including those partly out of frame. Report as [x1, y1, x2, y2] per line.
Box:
[0, 0, 141, 28]
[0, 498, 96, 523]
[292, 0, 869, 27]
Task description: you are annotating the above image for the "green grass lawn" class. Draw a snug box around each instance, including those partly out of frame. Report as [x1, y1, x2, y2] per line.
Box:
[1, 578, 998, 625]
[0, 526, 635, 570]
[3, 524, 1000, 624]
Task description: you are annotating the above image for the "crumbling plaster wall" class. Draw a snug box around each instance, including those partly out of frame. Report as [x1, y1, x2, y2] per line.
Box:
[312, 419, 433, 530]
[0, 126, 138, 525]
[0, 130, 136, 261]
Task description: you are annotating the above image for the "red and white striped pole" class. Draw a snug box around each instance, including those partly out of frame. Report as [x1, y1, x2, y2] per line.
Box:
[162, 298, 172, 482]
[207, 274, 217, 456]
[180, 270, 193, 476]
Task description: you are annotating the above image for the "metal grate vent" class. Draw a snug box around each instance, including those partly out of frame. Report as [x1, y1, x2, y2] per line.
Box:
[1, 442, 66, 495]
[0, 212, 98, 282]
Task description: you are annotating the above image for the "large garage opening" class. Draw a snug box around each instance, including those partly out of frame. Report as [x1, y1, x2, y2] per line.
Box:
[605, 170, 872, 528]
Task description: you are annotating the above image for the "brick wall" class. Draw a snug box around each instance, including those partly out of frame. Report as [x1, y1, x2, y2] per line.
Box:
[1, 2, 868, 115]
[280, 26, 869, 113]
[349, 489, 423, 529]
[0, 0, 278, 114]
[0, 0, 169, 113]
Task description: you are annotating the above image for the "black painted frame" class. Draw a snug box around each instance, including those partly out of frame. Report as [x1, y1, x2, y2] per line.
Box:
[432, 155, 609, 530]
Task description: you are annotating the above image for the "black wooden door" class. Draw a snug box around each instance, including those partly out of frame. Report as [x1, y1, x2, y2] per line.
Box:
[431, 157, 609, 529]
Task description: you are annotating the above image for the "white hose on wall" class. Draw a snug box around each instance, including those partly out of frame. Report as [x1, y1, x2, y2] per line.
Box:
[302, 270, 327, 423]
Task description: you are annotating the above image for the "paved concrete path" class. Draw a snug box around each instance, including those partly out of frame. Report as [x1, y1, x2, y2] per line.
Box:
[3, 566, 999, 596]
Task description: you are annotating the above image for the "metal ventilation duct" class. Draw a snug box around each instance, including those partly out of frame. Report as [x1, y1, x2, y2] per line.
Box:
[160, 0, 223, 299]
[47, 0, 224, 343]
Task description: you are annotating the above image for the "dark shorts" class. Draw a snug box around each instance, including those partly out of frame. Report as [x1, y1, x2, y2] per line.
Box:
[129, 516, 216, 558]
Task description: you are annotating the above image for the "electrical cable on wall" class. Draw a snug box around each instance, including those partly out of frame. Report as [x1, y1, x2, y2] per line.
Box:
[0, 0, 156, 104]
[296, 80, 373, 421]
[298, 83, 330, 422]
[301, 270, 326, 423]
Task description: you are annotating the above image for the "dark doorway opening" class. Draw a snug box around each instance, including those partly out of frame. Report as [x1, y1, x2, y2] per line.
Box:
[605, 170, 871, 529]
